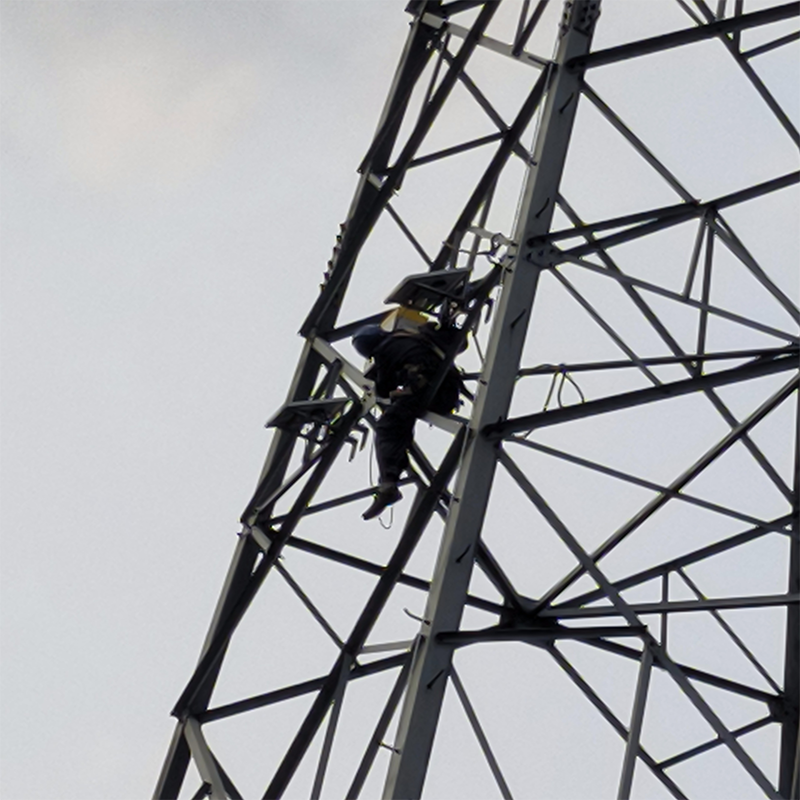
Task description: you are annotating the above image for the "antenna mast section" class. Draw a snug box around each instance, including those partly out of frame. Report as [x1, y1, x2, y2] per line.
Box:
[157, 2, 799, 798]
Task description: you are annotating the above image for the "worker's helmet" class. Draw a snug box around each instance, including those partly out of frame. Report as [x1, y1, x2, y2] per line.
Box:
[352, 325, 388, 357]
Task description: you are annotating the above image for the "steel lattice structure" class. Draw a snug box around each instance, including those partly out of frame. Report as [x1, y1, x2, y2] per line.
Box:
[155, 1, 799, 798]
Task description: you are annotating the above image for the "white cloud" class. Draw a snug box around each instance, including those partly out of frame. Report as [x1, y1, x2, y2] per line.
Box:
[3, 15, 262, 191]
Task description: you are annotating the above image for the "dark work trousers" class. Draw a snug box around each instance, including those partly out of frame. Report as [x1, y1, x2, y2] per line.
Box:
[374, 369, 460, 484]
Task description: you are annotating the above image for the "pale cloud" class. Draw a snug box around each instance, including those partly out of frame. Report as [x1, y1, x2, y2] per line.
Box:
[3, 15, 262, 191]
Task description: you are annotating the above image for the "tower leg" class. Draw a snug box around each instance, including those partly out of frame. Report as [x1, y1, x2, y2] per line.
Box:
[780, 399, 799, 799]
[382, 3, 601, 797]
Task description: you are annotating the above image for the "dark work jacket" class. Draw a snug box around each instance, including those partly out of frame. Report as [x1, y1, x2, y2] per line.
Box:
[368, 331, 461, 415]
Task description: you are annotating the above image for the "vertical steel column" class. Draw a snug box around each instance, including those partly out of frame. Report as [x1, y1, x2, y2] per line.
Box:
[780, 398, 799, 800]
[382, 3, 600, 797]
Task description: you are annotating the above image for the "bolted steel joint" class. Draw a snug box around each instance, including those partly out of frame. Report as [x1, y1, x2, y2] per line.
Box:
[560, 0, 601, 37]
[523, 243, 561, 270]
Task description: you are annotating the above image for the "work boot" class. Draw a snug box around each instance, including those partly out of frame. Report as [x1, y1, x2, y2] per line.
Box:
[362, 482, 402, 520]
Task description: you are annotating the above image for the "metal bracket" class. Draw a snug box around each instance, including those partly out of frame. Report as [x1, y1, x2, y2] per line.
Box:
[265, 398, 348, 431]
[524, 242, 562, 269]
[345, 421, 369, 462]
[419, 11, 447, 30]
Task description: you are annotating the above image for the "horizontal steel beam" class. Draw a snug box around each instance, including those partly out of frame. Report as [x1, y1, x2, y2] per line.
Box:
[541, 593, 799, 619]
[515, 347, 798, 376]
[406, 131, 505, 169]
[559, 514, 795, 610]
[507, 436, 792, 533]
[555, 171, 799, 257]
[557, 253, 798, 343]
[277, 533, 505, 616]
[658, 716, 774, 770]
[438, 19, 550, 67]
[566, 2, 800, 71]
[200, 652, 409, 724]
[585, 638, 779, 705]
[437, 624, 646, 647]
[484, 351, 798, 439]
[459, 346, 797, 380]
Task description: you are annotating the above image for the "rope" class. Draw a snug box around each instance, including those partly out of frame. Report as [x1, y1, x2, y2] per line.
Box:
[378, 506, 394, 530]
[522, 364, 586, 439]
[542, 364, 585, 412]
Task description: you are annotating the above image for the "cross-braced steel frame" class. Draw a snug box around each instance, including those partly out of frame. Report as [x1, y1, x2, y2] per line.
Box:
[156, 1, 799, 798]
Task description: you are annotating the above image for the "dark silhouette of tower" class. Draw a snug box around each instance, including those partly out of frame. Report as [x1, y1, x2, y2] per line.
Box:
[156, 2, 799, 797]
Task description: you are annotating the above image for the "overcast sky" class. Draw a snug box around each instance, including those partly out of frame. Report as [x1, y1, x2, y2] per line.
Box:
[1, 2, 797, 799]
[1, 4, 411, 797]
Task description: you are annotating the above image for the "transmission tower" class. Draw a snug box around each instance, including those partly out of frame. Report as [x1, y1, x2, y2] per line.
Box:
[155, 1, 799, 798]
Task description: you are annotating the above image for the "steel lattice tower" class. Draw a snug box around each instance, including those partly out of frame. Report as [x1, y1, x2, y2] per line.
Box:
[155, 1, 799, 798]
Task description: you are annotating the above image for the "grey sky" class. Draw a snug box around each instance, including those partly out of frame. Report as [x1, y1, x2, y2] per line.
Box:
[2, 3, 408, 797]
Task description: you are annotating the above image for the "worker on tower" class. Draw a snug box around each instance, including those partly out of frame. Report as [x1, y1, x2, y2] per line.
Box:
[353, 320, 463, 520]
